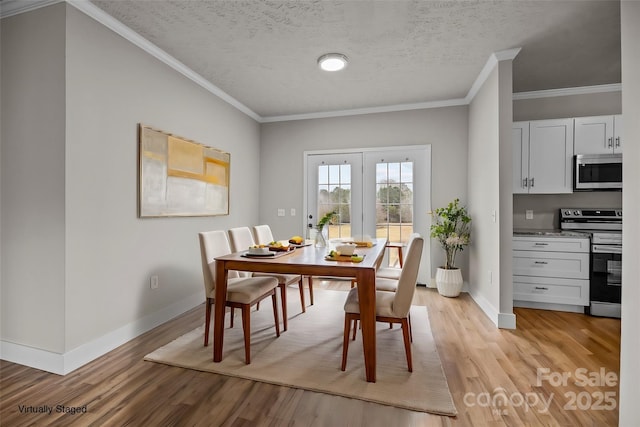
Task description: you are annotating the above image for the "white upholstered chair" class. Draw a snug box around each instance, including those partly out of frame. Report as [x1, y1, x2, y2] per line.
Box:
[341, 236, 424, 372]
[228, 226, 305, 331]
[199, 230, 280, 364]
[253, 224, 315, 307]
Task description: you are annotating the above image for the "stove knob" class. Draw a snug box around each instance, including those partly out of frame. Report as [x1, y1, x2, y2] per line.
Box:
[563, 210, 572, 216]
[573, 210, 581, 216]
[617, 211, 622, 216]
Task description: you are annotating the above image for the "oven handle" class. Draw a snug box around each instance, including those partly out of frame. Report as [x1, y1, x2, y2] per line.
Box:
[592, 245, 622, 254]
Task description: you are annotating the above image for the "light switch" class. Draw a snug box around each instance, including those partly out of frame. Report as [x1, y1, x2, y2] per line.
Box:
[526, 210, 534, 220]
[277, 209, 285, 217]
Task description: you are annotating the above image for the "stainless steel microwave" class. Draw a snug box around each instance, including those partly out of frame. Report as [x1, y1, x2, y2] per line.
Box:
[574, 154, 622, 191]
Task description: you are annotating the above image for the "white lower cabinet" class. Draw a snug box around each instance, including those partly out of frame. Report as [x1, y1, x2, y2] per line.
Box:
[513, 236, 590, 311]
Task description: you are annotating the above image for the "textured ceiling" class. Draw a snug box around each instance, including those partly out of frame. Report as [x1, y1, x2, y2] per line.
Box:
[89, 0, 621, 119]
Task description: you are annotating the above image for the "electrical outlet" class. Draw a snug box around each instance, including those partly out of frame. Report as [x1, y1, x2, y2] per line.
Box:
[277, 208, 285, 217]
[290, 208, 296, 216]
[526, 210, 534, 220]
[150, 275, 159, 289]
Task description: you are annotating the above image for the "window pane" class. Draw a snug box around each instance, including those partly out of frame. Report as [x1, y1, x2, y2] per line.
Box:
[318, 165, 328, 185]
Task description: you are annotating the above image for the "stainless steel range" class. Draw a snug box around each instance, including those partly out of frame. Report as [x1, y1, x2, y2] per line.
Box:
[560, 209, 622, 318]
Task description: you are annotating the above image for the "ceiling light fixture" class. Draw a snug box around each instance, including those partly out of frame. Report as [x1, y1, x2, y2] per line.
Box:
[317, 53, 349, 72]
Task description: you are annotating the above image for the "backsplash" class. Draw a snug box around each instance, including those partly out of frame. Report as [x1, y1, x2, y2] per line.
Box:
[513, 192, 623, 230]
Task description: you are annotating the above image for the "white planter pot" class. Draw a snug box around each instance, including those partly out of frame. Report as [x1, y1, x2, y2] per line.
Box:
[435, 267, 463, 297]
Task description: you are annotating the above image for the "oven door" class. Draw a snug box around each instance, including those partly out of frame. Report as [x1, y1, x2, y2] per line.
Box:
[590, 244, 622, 305]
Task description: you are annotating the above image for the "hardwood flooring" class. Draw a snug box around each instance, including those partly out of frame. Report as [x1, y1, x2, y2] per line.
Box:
[0, 280, 620, 426]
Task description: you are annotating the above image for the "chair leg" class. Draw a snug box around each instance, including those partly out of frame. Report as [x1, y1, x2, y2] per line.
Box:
[307, 276, 314, 306]
[204, 298, 212, 347]
[401, 318, 413, 372]
[242, 306, 251, 364]
[351, 319, 358, 341]
[298, 278, 306, 314]
[230, 307, 234, 328]
[271, 293, 280, 337]
[341, 314, 354, 371]
[280, 284, 288, 331]
[256, 302, 260, 311]
[350, 279, 356, 288]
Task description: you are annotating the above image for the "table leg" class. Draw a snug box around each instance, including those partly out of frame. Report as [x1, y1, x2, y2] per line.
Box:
[356, 268, 377, 383]
[213, 260, 228, 362]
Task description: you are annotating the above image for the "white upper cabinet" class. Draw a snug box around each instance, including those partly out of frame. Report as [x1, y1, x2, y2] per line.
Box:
[574, 115, 623, 154]
[513, 119, 574, 194]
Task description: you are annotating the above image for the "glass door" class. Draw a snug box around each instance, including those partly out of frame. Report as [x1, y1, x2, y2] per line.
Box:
[306, 153, 363, 240]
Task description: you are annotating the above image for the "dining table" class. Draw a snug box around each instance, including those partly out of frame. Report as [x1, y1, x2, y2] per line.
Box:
[213, 237, 388, 383]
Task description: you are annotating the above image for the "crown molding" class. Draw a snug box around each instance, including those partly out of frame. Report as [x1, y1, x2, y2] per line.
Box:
[0, 0, 62, 18]
[261, 98, 468, 123]
[513, 83, 622, 100]
[465, 47, 521, 103]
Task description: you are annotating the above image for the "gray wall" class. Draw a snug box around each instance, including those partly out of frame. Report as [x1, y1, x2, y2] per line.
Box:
[467, 58, 514, 326]
[1, 4, 261, 362]
[1, 5, 67, 352]
[512, 92, 623, 230]
[259, 106, 469, 275]
[620, 1, 640, 424]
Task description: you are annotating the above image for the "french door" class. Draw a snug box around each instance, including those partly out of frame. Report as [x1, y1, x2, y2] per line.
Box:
[305, 146, 431, 283]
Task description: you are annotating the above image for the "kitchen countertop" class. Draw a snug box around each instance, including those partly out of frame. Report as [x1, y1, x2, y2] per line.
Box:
[513, 229, 591, 238]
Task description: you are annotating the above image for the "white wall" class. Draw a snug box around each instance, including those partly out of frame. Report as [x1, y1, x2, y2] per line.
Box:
[467, 59, 514, 328]
[259, 107, 469, 276]
[619, 1, 640, 424]
[1, 4, 67, 353]
[1, 4, 262, 373]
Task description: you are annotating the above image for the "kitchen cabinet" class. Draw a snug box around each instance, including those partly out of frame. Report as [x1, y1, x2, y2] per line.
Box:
[513, 119, 574, 194]
[574, 115, 623, 154]
[513, 235, 590, 310]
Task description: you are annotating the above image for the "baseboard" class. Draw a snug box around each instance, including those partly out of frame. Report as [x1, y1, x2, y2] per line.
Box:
[513, 300, 586, 314]
[468, 291, 516, 329]
[0, 292, 203, 375]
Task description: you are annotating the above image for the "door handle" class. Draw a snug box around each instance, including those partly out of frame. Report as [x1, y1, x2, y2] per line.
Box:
[534, 286, 549, 291]
[534, 261, 548, 265]
[523, 178, 528, 188]
[608, 137, 613, 148]
[534, 243, 548, 246]
[615, 136, 621, 148]
[530, 177, 534, 187]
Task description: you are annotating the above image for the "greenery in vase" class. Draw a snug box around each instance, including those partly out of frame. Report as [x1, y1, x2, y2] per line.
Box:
[429, 198, 471, 269]
[316, 210, 337, 231]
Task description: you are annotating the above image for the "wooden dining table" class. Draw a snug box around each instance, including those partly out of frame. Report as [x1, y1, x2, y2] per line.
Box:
[213, 237, 387, 383]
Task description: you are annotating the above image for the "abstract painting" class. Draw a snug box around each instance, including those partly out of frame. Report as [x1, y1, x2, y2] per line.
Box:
[138, 125, 230, 217]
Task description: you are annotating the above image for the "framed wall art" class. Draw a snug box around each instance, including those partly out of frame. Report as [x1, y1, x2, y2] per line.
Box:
[138, 124, 230, 217]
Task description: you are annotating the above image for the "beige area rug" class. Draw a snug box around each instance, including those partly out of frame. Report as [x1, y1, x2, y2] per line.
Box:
[144, 289, 457, 416]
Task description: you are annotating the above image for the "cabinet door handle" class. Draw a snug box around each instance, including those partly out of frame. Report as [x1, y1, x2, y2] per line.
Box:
[608, 137, 613, 148]
[530, 177, 534, 187]
[523, 177, 528, 188]
[534, 243, 548, 246]
[534, 261, 548, 265]
[534, 286, 549, 291]
[615, 136, 621, 147]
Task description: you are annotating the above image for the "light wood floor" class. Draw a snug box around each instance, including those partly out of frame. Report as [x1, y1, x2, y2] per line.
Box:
[0, 280, 620, 426]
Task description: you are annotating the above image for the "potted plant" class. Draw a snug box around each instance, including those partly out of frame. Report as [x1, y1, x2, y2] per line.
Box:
[314, 210, 337, 247]
[429, 198, 471, 297]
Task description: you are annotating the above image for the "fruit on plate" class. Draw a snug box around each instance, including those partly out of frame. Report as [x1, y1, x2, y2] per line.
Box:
[289, 236, 304, 245]
[351, 255, 364, 263]
[250, 244, 266, 249]
[269, 241, 284, 248]
[328, 250, 341, 258]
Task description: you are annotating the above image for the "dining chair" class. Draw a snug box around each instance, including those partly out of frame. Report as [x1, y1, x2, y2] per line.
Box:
[350, 233, 421, 292]
[376, 233, 421, 282]
[253, 224, 315, 307]
[199, 230, 280, 364]
[340, 236, 424, 372]
[228, 226, 306, 332]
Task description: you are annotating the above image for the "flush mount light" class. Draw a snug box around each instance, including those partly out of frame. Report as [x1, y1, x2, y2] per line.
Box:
[317, 53, 349, 72]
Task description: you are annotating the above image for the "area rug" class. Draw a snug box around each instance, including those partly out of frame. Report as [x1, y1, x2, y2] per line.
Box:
[144, 289, 457, 416]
